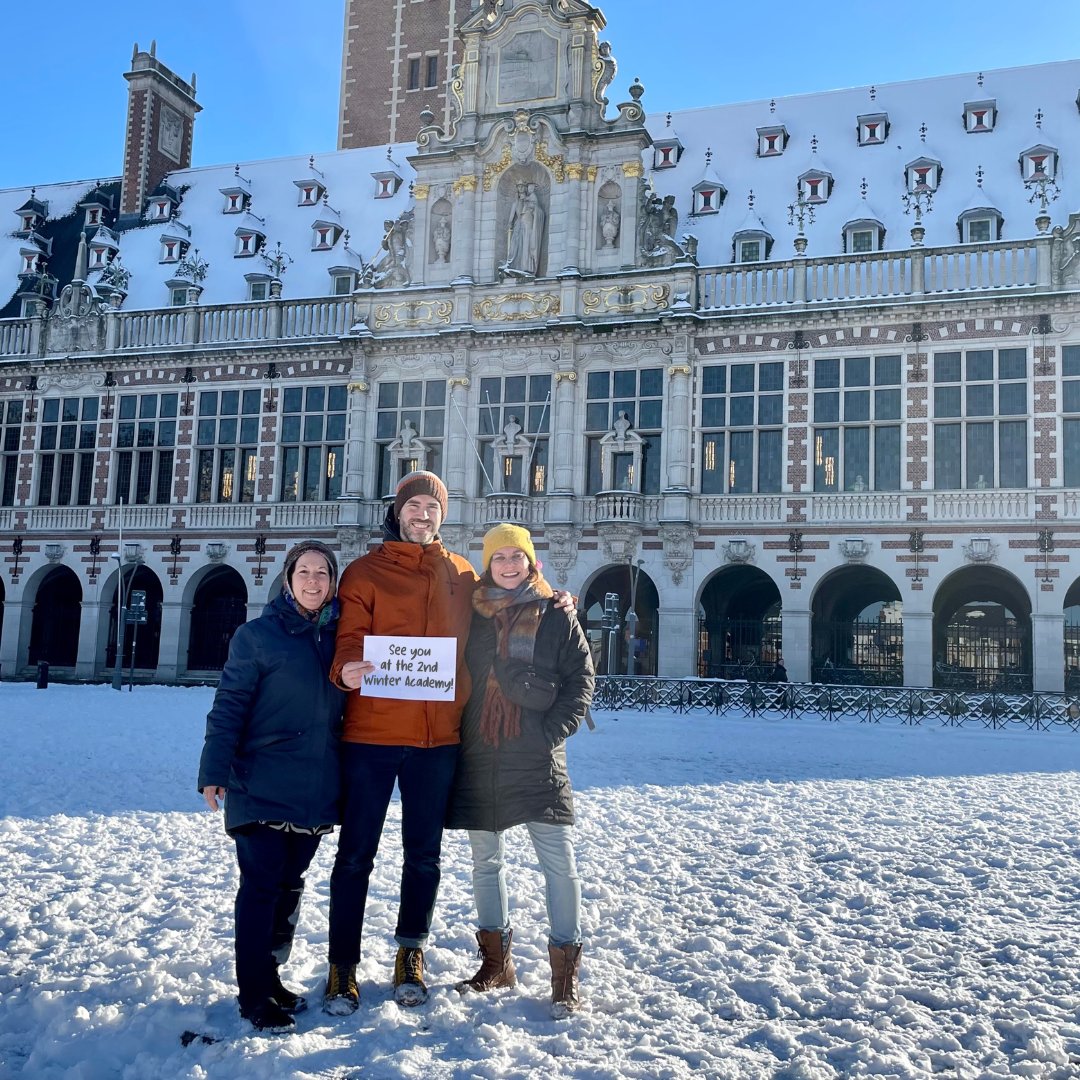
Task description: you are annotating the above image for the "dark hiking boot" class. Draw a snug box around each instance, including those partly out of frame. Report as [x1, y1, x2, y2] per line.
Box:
[456, 929, 516, 993]
[240, 997, 295, 1035]
[322, 963, 359, 1015]
[548, 942, 582, 1019]
[270, 974, 307, 1014]
[393, 947, 428, 1006]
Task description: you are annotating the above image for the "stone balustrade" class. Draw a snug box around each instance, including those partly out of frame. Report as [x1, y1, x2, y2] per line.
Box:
[0, 232, 1061, 360]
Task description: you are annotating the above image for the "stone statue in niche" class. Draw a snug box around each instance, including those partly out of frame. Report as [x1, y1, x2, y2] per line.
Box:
[364, 210, 413, 288]
[432, 215, 452, 264]
[501, 181, 546, 278]
[599, 200, 621, 249]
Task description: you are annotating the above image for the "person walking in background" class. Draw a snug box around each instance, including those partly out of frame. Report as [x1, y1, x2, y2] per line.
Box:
[198, 540, 344, 1035]
[447, 523, 594, 1018]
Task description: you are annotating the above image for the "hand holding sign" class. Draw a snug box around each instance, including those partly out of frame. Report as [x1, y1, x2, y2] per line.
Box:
[360, 636, 457, 701]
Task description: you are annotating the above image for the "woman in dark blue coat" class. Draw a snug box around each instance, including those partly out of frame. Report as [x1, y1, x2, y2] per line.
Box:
[198, 540, 345, 1034]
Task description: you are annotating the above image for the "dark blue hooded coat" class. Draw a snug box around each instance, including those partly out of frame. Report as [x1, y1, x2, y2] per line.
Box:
[197, 592, 345, 832]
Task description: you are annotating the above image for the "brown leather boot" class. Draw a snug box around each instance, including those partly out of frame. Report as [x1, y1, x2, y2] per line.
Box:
[548, 942, 582, 1018]
[456, 929, 516, 993]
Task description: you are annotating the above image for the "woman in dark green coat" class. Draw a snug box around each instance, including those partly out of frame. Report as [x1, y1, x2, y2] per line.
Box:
[447, 523, 594, 1018]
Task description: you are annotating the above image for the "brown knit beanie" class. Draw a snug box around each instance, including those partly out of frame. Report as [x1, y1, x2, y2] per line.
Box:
[282, 540, 339, 592]
[394, 470, 448, 520]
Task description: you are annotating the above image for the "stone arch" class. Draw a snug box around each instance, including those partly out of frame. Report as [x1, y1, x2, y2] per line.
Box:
[1065, 577, 1080, 692]
[810, 565, 903, 685]
[931, 566, 1032, 691]
[103, 564, 164, 672]
[697, 564, 783, 679]
[186, 565, 249, 673]
[580, 564, 659, 676]
[28, 565, 82, 669]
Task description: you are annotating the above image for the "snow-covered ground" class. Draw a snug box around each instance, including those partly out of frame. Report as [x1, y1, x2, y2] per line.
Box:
[3, 683, 1080, 1079]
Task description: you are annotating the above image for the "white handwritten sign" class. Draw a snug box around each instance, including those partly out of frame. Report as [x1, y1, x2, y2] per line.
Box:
[360, 636, 457, 701]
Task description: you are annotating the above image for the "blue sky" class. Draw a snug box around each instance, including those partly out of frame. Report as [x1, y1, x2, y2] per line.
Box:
[1, 0, 1078, 190]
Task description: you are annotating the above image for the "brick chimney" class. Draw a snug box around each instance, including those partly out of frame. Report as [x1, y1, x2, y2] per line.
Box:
[119, 41, 200, 225]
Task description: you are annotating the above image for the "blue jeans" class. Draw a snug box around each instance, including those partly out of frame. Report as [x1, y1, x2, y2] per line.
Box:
[233, 824, 322, 1010]
[328, 742, 459, 965]
[468, 822, 581, 946]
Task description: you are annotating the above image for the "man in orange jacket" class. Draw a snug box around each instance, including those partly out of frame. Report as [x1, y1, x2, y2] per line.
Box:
[323, 470, 473, 1011]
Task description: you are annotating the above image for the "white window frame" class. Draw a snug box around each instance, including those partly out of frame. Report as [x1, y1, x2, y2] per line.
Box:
[964, 100, 997, 133]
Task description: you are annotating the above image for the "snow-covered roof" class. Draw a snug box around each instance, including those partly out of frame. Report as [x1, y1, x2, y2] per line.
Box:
[1, 58, 1078, 313]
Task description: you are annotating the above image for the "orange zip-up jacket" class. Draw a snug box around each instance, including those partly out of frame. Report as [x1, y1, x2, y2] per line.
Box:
[330, 538, 478, 747]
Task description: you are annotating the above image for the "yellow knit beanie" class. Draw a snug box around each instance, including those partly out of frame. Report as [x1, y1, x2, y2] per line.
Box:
[482, 523, 537, 571]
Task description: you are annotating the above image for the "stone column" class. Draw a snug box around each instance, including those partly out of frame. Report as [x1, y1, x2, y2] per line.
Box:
[338, 378, 370, 526]
[1032, 611, 1064, 693]
[665, 363, 692, 491]
[782, 607, 812, 683]
[547, 370, 578, 523]
[0, 598, 24, 677]
[445, 376, 471, 503]
[451, 176, 478, 285]
[155, 601, 184, 682]
[656, 601, 695, 677]
[75, 598, 105, 680]
[903, 609, 933, 689]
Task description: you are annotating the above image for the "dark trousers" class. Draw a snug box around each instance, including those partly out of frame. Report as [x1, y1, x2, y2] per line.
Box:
[233, 824, 322, 1010]
[328, 742, 459, 966]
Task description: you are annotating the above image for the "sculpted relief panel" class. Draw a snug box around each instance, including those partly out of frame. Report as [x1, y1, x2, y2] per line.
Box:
[497, 30, 559, 106]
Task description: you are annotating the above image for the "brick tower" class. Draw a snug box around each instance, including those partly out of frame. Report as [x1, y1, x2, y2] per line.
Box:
[338, 0, 468, 149]
[119, 41, 200, 225]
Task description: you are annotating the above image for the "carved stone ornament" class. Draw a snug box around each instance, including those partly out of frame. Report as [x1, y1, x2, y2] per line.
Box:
[963, 537, 998, 563]
[723, 539, 755, 564]
[1050, 211, 1080, 290]
[838, 537, 871, 562]
[661, 523, 694, 586]
[544, 525, 582, 587]
[44, 543, 66, 563]
[600, 525, 643, 565]
[337, 526, 367, 562]
[438, 523, 469, 559]
[205, 542, 229, 563]
[35, 372, 107, 394]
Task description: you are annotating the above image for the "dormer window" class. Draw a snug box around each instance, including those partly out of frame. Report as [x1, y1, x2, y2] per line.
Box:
[732, 229, 773, 263]
[223, 190, 250, 214]
[245, 272, 272, 301]
[1020, 144, 1058, 182]
[295, 181, 325, 206]
[798, 169, 833, 204]
[843, 218, 885, 253]
[89, 245, 110, 269]
[371, 170, 403, 199]
[21, 214, 36, 232]
[652, 136, 683, 170]
[756, 126, 788, 157]
[957, 207, 1003, 243]
[330, 269, 357, 296]
[234, 229, 265, 257]
[86, 207, 102, 227]
[22, 251, 41, 274]
[964, 100, 997, 133]
[311, 221, 343, 251]
[692, 180, 726, 215]
[857, 113, 889, 146]
[159, 235, 189, 264]
[149, 198, 173, 222]
[905, 157, 942, 193]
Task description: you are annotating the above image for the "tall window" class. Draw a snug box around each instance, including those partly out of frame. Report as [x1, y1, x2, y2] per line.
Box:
[115, 393, 176, 505]
[2, 399, 23, 506]
[700, 361, 783, 494]
[425, 54, 439, 89]
[933, 348, 1027, 490]
[813, 355, 901, 491]
[585, 368, 663, 494]
[407, 57, 421, 91]
[375, 380, 445, 498]
[1062, 345, 1080, 487]
[477, 375, 551, 494]
[38, 397, 98, 507]
[280, 385, 347, 502]
[196, 389, 261, 504]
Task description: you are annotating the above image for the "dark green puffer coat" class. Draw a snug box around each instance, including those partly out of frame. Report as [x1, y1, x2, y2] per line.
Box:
[446, 604, 594, 833]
